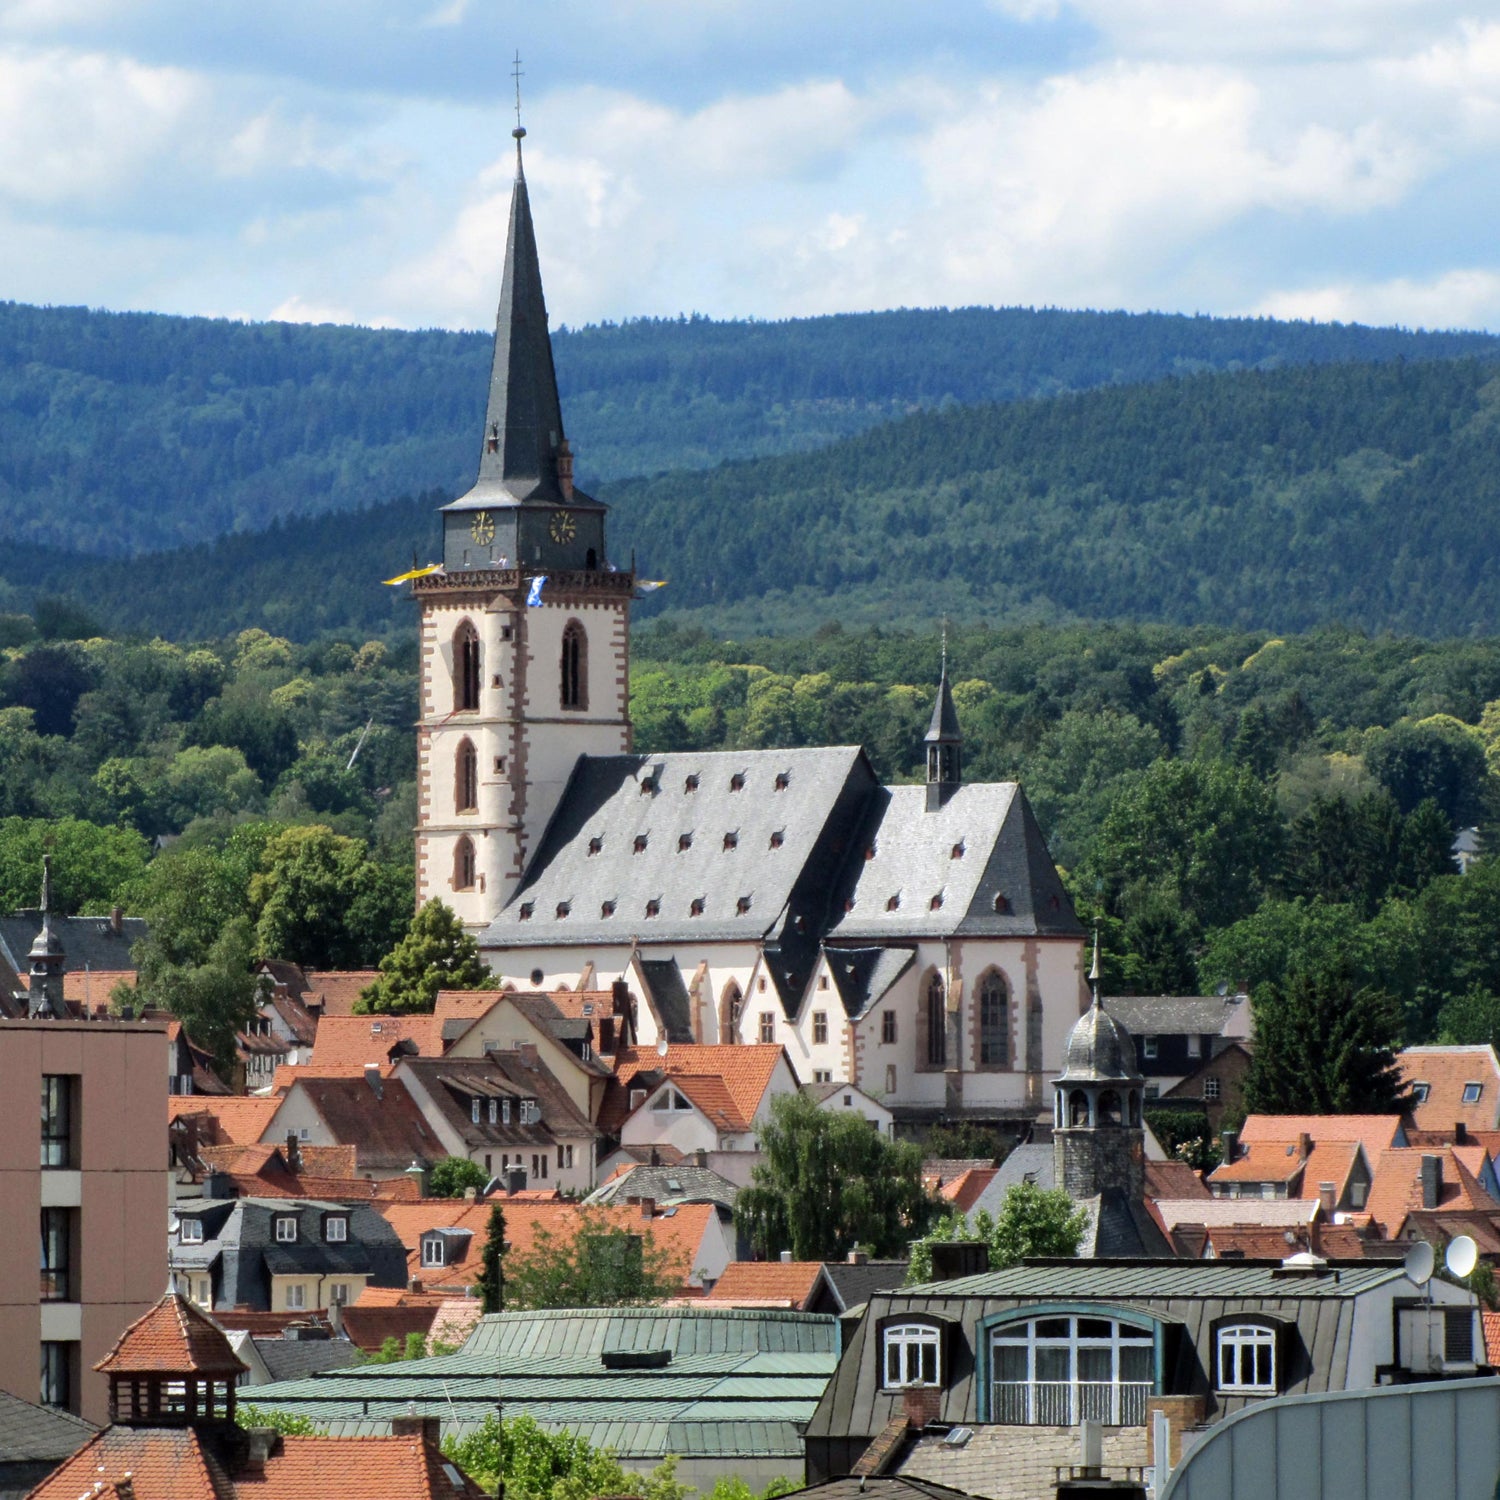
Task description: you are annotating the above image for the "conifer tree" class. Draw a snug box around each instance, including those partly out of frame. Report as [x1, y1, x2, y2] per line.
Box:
[357, 899, 490, 1014]
[477, 1202, 506, 1315]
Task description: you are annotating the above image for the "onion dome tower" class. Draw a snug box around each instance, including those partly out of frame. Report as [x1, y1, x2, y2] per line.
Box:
[1052, 932, 1146, 1200]
[28, 854, 66, 1019]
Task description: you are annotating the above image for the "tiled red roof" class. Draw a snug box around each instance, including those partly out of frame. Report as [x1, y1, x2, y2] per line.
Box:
[311, 1015, 445, 1069]
[1399, 1046, 1500, 1133]
[168, 1095, 282, 1145]
[302, 971, 382, 1017]
[278, 1075, 444, 1172]
[95, 1293, 248, 1376]
[1484, 1310, 1500, 1367]
[340, 1304, 441, 1353]
[703, 1260, 822, 1308]
[1238, 1114, 1404, 1155]
[1145, 1160, 1210, 1201]
[30, 1427, 487, 1500]
[1364, 1147, 1500, 1237]
[600, 1044, 785, 1135]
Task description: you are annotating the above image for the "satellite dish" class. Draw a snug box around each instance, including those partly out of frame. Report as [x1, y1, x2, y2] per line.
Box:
[1404, 1241, 1435, 1287]
[1446, 1236, 1479, 1279]
[656, 1035, 669, 1058]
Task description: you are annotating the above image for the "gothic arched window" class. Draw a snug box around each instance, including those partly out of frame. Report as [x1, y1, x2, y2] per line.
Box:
[721, 981, 743, 1044]
[561, 620, 587, 710]
[978, 972, 1010, 1068]
[455, 738, 478, 813]
[454, 621, 481, 712]
[453, 836, 476, 892]
[925, 973, 946, 1069]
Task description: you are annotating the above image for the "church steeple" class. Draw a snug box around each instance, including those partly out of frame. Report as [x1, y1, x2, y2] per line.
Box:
[439, 119, 607, 575]
[475, 128, 568, 502]
[924, 634, 962, 811]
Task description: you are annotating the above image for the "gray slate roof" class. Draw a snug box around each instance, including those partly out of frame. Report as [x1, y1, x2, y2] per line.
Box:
[483, 746, 876, 948]
[253, 1334, 360, 1384]
[828, 784, 1081, 942]
[584, 1162, 739, 1211]
[824, 946, 915, 1021]
[815, 1260, 910, 1313]
[0, 911, 147, 980]
[1059, 1001, 1143, 1084]
[638, 960, 695, 1044]
[1104, 994, 1251, 1038]
[0, 1389, 94, 1461]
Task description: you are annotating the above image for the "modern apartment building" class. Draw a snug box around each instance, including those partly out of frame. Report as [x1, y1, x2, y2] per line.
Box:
[0, 1017, 167, 1423]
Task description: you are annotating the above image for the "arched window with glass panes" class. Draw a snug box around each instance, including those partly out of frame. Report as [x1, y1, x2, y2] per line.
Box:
[924, 973, 946, 1069]
[454, 621, 481, 712]
[453, 836, 476, 892]
[977, 971, 1009, 1068]
[882, 1322, 941, 1389]
[561, 620, 587, 710]
[988, 1313, 1156, 1426]
[455, 738, 478, 813]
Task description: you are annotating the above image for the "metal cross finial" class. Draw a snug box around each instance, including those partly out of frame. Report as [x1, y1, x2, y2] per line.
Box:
[512, 51, 525, 135]
[941, 617, 948, 675]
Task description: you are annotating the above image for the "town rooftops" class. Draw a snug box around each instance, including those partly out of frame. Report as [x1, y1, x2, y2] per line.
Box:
[584, 1160, 740, 1212]
[1236, 1114, 1407, 1155]
[168, 1095, 282, 1146]
[1362, 1145, 1500, 1236]
[704, 1260, 824, 1309]
[276, 1073, 444, 1171]
[1103, 993, 1252, 1039]
[301, 971, 381, 1017]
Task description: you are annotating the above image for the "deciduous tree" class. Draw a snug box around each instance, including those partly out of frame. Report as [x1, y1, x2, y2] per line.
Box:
[357, 899, 488, 1015]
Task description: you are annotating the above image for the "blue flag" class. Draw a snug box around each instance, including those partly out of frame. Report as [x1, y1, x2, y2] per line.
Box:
[526, 575, 547, 607]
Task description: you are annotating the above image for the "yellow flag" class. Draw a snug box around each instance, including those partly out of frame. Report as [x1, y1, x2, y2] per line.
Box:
[383, 563, 444, 586]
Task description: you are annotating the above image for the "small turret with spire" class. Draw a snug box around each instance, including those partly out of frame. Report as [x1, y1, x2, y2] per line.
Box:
[924, 625, 962, 811]
[28, 853, 66, 1019]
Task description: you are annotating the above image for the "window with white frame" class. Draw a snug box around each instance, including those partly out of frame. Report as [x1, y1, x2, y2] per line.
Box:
[989, 1315, 1154, 1426]
[651, 1088, 693, 1112]
[422, 1237, 446, 1267]
[520, 1099, 540, 1125]
[1463, 1082, 1483, 1104]
[471, 1097, 481, 1124]
[284, 1283, 306, 1310]
[883, 1323, 941, 1389]
[1216, 1323, 1277, 1394]
[488, 1098, 499, 1125]
[179, 1219, 204, 1243]
[1142, 1036, 1158, 1061]
[1411, 1082, 1430, 1103]
[1204, 1077, 1222, 1102]
[274, 1217, 298, 1243]
[502, 1099, 512, 1125]
[325, 1216, 347, 1243]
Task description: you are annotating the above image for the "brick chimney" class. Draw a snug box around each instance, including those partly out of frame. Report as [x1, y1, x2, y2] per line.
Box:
[848, 1249, 868, 1265]
[391, 1415, 443, 1446]
[285, 1132, 302, 1174]
[1297, 1132, 1312, 1159]
[1456, 1122, 1468, 1143]
[1421, 1153, 1443, 1209]
[110, 905, 124, 936]
[598, 1017, 615, 1053]
[902, 1384, 942, 1431]
[639, 1197, 656, 1220]
[1317, 1182, 1336, 1218]
[1220, 1128, 1238, 1164]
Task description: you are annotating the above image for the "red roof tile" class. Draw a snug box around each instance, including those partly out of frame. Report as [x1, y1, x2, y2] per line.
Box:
[301, 970, 382, 1017]
[600, 1044, 785, 1135]
[311, 1015, 445, 1069]
[1364, 1147, 1500, 1237]
[339, 1304, 440, 1353]
[95, 1293, 248, 1376]
[1145, 1160, 1210, 1201]
[1238, 1114, 1405, 1155]
[1398, 1046, 1500, 1133]
[168, 1096, 282, 1146]
[702, 1260, 822, 1308]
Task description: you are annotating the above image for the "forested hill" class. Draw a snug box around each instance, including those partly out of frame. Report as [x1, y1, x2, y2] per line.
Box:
[2, 296, 1498, 555]
[17, 355, 1500, 642]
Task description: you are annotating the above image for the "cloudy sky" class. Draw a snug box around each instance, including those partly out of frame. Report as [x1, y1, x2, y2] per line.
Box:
[3, 0, 1500, 332]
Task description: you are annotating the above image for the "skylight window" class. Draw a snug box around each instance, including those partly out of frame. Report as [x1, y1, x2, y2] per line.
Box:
[1412, 1082, 1430, 1103]
[1463, 1082, 1484, 1104]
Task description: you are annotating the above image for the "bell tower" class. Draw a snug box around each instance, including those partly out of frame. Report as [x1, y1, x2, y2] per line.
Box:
[412, 123, 633, 930]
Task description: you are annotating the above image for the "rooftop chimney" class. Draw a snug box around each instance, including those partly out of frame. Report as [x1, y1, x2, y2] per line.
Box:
[391, 1415, 443, 1447]
[245, 1428, 279, 1469]
[1456, 1122, 1468, 1143]
[285, 1132, 301, 1175]
[1297, 1132, 1312, 1158]
[1219, 1128, 1237, 1164]
[780, 1249, 793, 1264]
[1421, 1153, 1443, 1210]
[848, 1249, 868, 1265]
[598, 1017, 615, 1053]
[110, 905, 124, 936]
[638, 1197, 656, 1220]
[1317, 1182, 1336, 1218]
[901, 1384, 942, 1431]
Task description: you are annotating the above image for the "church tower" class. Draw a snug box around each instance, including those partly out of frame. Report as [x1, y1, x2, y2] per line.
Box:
[1052, 934, 1146, 1201]
[412, 125, 633, 929]
[924, 655, 962, 811]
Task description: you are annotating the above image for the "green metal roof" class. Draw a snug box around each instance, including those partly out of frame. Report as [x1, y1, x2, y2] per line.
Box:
[900, 1259, 1403, 1300]
[248, 1305, 838, 1462]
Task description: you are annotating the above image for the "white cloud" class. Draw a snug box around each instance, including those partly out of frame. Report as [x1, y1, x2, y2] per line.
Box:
[1253, 269, 1500, 331]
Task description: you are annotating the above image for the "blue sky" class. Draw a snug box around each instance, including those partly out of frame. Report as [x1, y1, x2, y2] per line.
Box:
[3, 0, 1500, 332]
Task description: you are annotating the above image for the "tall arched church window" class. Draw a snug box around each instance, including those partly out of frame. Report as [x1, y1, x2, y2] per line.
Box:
[454, 621, 481, 712]
[453, 836, 476, 892]
[925, 973, 946, 1069]
[978, 972, 1010, 1067]
[720, 981, 743, 1044]
[456, 739, 478, 814]
[561, 620, 588, 710]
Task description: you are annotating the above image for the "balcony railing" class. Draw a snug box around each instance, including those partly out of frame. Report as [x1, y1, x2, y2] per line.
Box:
[992, 1379, 1152, 1427]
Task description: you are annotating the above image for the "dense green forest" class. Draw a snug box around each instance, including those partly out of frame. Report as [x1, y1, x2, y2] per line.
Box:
[9, 607, 1500, 1064]
[14, 355, 1500, 641]
[2, 296, 1496, 554]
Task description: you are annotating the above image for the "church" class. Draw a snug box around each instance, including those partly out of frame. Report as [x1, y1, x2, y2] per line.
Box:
[409, 123, 1089, 1129]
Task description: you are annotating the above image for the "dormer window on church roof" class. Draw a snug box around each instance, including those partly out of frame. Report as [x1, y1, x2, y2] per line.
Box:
[730, 773, 745, 791]
[634, 835, 648, 853]
[724, 832, 738, 851]
[588, 837, 603, 855]
[775, 772, 790, 790]
[678, 833, 692, 851]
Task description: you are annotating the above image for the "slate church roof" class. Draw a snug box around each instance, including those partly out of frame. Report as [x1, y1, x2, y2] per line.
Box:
[482, 746, 1082, 984]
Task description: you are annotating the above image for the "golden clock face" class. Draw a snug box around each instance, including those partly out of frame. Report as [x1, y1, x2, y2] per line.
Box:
[469, 511, 496, 546]
[549, 510, 577, 545]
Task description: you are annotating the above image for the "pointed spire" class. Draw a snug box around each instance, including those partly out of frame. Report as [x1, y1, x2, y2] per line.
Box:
[474, 113, 568, 502]
[1089, 927, 1102, 1008]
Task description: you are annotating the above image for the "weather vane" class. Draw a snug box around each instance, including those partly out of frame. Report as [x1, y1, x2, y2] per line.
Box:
[512, 51, 525, 138]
